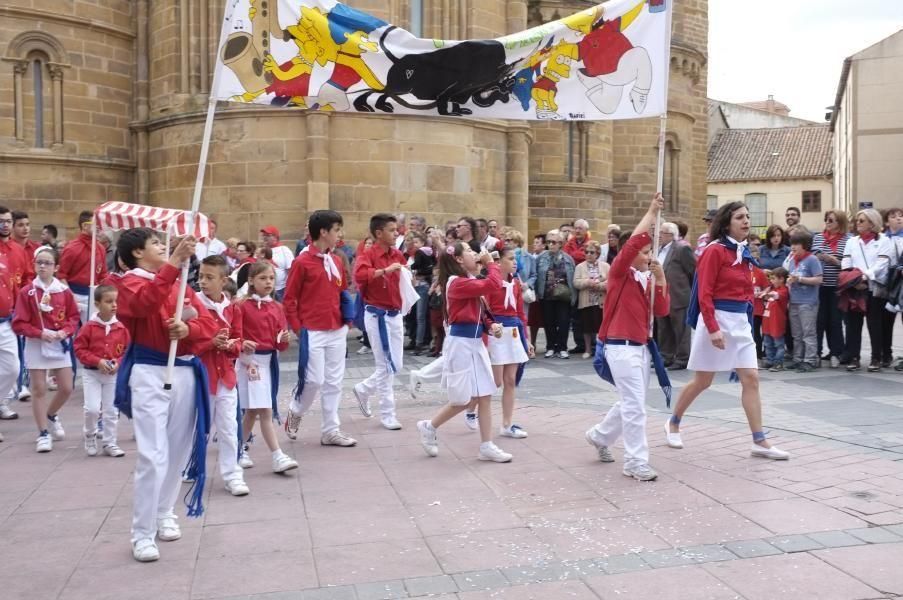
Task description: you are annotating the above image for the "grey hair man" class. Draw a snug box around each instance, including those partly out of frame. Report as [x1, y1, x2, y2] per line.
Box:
[655, 221, 696, 370]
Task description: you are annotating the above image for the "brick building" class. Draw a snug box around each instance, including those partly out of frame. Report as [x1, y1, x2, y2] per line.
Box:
[0, 0, 708, 244]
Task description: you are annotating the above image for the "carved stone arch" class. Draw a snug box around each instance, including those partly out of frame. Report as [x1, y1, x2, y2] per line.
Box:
[6, 30, 68, 64]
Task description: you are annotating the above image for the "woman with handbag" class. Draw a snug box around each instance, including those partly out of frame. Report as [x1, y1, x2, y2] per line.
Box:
[812, 211, 851, 367]
[536, 230, 576, 359]
[573, 241, 610, 359]
[12, 247, 80, 453]
[841, 209, 893, 372]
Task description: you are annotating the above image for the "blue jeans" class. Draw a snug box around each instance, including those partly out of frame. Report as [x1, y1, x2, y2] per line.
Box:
[414, 283, 429, 347]
[764, 335, 784, 365]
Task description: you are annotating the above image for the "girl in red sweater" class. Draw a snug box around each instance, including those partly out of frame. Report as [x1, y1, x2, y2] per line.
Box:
[417, 242, 513, 462]
[237, 262, 297, 474]
[485, 248, 534, 439]
[13, 247, 80, 453]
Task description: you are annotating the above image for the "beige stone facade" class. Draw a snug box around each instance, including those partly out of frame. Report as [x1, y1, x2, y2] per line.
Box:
[0, 0, 708, 245]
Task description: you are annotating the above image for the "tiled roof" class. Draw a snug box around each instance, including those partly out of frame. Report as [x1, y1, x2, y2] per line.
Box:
[707, 126, 833, 182]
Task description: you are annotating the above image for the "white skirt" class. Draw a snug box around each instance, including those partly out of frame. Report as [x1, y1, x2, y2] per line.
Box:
[237, 353, 275, 410]
[24, 337, 72, 371]
[441, 336, 497, 404]
[687, 310, 758, 372]
[488, 326, 529, 365]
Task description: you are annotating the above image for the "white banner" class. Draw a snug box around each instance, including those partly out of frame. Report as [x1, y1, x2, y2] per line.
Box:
[214, 0, 671, 121]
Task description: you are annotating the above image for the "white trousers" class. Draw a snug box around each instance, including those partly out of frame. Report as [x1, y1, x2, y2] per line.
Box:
[82, 369, 118, 445]
[417, 354, 445, 382]
[74, 292, 90, 325]
[591, 344, 650, 470]
[130, 364, 196, 543]
[0, 323, 19, 410]
[210, 382, 243, 483]
[360, 312, 403, 418]
[289, 326, 347, 434]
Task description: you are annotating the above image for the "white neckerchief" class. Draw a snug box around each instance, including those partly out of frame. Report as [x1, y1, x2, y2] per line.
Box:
[313, 248, 342, 283]
[502, 279, 517, 310]
[90, 313, 119, 336]
[32, 277, 67, 312]
[251, 293, 273, 309]
[198, 291, 230, 324]
[727, 236, 747, 266]
[630, 267, 650, 292]
[126, 268, 156, 281]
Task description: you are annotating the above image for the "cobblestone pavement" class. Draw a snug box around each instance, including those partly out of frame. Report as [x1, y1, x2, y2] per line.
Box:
[1, 331, 902, 600]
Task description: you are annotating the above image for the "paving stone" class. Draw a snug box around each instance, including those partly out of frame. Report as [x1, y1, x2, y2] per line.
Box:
[679, 544, 739, 563]
[723, 539, 783, 558]
[404, 575, 457, 597]
[500, 563, 571, 585]
[641, 548, 701, 569]
[807, 530, 864, 548]
[355, 580, 407, 600]
[844, 526, 903, 544]
[451, 569, 509, 592]
[766, 534, 825, 553]
[300, 588, 357, 600]
[884, 524, 903, 536]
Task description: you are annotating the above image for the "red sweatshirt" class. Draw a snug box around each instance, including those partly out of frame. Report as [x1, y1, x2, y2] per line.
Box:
[752, 267, 769, 318]
[12, 282, 81, 339]
[239, 298, 289, 352]
[563, 235, 591, 264]
[283, 249, 347, 332]
[58, 232, 108, 289]
[353, 243, 406, 310]
[115, 264, 217, 356]
[695, 242, 754, 334]
[74, 319, 130, 368]
[16, 239, 41, 285]
[197, 298, 242, 394]
[762, 286, 789, 338]
[485, 274, 527, 324]
[447, 263, 503, 324]
[598, 233, 670, 345]
[0, 238, 28, 319]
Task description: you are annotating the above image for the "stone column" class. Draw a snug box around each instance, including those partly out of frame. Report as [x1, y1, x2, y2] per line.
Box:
[12, 60, 27, 141]
[505, 127, 530, 234]
[179, 0, 190, 93]
[506, 0, 527, 34]
[135, 0, 150, 202]
[305, 111, 331, 212]
[48, 64, 64, 146]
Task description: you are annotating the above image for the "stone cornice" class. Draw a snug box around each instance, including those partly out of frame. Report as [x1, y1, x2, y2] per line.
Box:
[0, 7, 135, 41]
[529, 181, 614, 196]
[0, 151, 135, 171]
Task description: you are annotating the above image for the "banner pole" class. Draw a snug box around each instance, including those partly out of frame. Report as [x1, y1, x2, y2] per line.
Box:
[89, 219, 97, 321]
[164, 2, 232, 389]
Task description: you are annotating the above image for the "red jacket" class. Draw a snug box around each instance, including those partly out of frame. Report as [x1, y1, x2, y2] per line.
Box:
[598, 233, 670, 345]
[239, 297, 289, 352]
[762, 286, 789, 338]
[485, 274, 527, 324]
[115, 264, 218, 356]
[563, 235, 591, 264]
[16, 239, 41, 285]
[353, 243, 406, 310]
[447, 263, 503, 324]
[73, 319, 130, 368]
[12, 282, 80, 339]
[0, 239, 28, 318]
[197, 297, 242, 394]
[58, 232, 108, 289]
[283, 248, 347, 332]
[752, 267, 769, 318]
[695, 242, 754, 333]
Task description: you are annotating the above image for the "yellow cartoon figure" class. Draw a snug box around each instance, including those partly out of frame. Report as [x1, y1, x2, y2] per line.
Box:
[531, 40, 579, 120]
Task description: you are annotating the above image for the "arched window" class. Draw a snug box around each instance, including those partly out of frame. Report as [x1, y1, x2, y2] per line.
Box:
[30, 55, 47, 147]
[661, 136, 680, 212]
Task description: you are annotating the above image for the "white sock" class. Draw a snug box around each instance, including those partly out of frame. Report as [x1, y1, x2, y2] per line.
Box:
[272, 449, 285, 460]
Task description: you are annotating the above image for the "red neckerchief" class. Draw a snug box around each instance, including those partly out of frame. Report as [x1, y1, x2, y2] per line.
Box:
[860, 231, 877, 243]
[822, 230, 843, 253]
[791, 251, 812, 270]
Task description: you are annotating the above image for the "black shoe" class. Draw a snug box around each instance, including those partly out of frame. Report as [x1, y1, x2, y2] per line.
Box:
[796, 363, 814, 373]
[664, 360, 675, 368]
[667, 364, 687, 371]
[412, 345, 429, 356]
[404, 342, 417, 351]
[846, 359, 861, 372]
[867, 360, 881, 372]
[880, 358, 893, 369]
[895, 359, 903, 372]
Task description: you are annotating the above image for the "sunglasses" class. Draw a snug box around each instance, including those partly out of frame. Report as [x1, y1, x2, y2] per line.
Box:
[548, 240, 561, 245]
[824, 218, 836, 223]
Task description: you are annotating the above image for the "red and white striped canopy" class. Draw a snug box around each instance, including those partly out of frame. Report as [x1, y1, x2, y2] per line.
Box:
[94, 202, 211, 240]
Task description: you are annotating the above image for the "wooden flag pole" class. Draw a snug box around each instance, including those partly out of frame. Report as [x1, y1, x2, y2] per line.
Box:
[164, 2, 233, 389]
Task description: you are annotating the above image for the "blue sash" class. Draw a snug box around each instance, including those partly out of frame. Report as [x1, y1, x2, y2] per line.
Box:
[593, 338, 672, 407]
[113, 344, 211, 517]
[0, 316, 11, 324]
[255, 350, 281, 423]
[68, 282, 90, 296]
[365, 305, 400, 373]
[449, 322, 484, 338]
[292, 328, 310, 403]
[495, 315, 529, 386]
[340, 290, 355, 323]
[16, 335, 29, 392]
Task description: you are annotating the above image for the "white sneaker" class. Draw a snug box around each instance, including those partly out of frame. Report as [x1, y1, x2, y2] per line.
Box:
[582, 353, 591, 359]
[559, 350, 570, 359]
[409, 370, 423, 399]
[36, 432, 52, 453]
[225, 479, 250, 496]
[272, 452, 299, 473]
[353, 383, 372, 417]
[48, 416, 65, 441]
[0, 403, 18, 420]
[356, 346, 372, 355]
[830, 356, 840, 369]
[464, 412, 478, 431]
[585, 429, 615, 462]
[47, 376, 58, 391]
[17, 386, 31, 402]
[321, 429, 357, 447]
[156, 516, 181, 541]
[284, 408, 302, 441]
[750, 444, 790, 460]
[84, 434, 98, 457]
[132, 538, 160, 562]
[103, 444, 125, 458]
[544, 350, 555, 358]
[664, 420, 684, 449]
[623, 463, 658, 481]
[478, 442, 513, 463]
[499, 424, 528, 439]
[417, 420, 438, 457]
[238, 448, 254, 469]
[381, 416, 402, 430]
